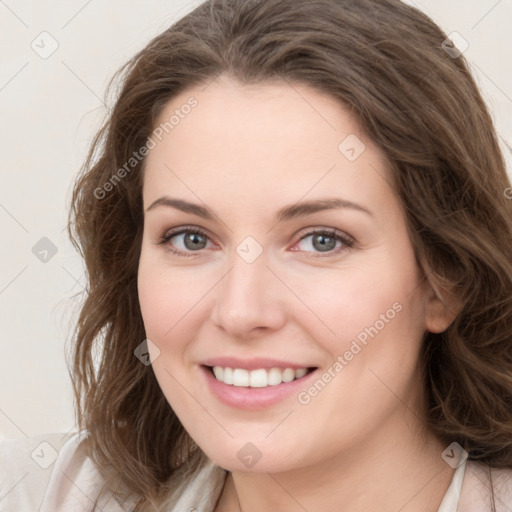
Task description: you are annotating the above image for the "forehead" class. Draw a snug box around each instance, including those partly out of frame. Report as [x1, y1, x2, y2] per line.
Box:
[142, 75, 396, 219]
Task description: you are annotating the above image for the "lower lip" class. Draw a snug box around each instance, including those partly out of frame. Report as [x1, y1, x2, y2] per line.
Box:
[200, 365, 318, 410]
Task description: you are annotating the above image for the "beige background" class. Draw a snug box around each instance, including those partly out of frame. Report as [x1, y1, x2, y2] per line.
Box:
[1, 0, 511, 438]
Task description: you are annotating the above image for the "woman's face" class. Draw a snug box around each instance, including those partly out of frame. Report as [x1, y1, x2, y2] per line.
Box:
[138, 75, 448, 473]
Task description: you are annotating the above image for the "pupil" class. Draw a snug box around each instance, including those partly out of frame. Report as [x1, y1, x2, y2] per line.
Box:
[313, 234, 335, 252]
[185, 233, 206, 250]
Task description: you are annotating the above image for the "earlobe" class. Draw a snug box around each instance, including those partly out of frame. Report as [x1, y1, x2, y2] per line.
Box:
[417, 258, 462, 333]
[424, 288, 460, 333]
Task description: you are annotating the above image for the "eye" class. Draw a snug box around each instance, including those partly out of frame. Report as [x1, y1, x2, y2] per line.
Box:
[158, 227, 214, 257]
[292, 228, 353, 256]
[157, 226, 353, 258]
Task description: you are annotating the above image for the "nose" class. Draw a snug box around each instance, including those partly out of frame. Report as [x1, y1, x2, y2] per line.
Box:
[209, 250, 286, 338]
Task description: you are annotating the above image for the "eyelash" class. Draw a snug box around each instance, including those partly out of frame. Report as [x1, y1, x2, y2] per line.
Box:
[157, 225, 354, 258]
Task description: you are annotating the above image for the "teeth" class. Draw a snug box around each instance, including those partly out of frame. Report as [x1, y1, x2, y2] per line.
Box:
[250, 369, 267, 388]
[213, 366, 224, 381]
[282, 368, 295, 382]
[211, 366, 311, 387]
[295, 368, 308, 379]
[268, 367, 282, 386]
[233, 368, 249, 387]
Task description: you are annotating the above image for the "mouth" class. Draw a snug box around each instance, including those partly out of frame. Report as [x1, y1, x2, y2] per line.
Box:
[202, 365, 317, 388]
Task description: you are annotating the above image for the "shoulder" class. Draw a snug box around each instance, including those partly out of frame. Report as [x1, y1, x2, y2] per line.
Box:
[458, 460, 512, 511]
[0, 430, 130, 512]
[1, 431, 228, 512]
[0, 431, 72, 511]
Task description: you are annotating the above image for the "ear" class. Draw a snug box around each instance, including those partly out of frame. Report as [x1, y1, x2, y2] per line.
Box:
[424, 281, 461, 333]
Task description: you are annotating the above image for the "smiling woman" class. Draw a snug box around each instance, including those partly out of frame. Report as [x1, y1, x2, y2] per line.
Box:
[2, 0, 512, 511]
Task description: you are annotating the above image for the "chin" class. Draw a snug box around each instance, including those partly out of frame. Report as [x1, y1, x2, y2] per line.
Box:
[199, 439, 307, 474]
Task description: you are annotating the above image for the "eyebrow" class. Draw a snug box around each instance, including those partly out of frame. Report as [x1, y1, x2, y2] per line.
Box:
[145, 196, 374, 221]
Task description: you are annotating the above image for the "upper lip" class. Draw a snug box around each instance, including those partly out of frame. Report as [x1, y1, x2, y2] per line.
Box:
[202, 357, 317, 371]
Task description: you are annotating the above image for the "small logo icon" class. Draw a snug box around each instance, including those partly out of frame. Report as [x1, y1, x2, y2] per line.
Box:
[134, 339, 160, 365]
[338, 134, 366, 162]
[31, 441, 58, 469]
[441, 441, 468, 469]
[236, 236, 263, 264]
[237, 442, 263, 468]
[442, 32, 469, 59]
[504, 187, 512, 200]
[32, 237, 58, 263]
[31, 31, 59, 59]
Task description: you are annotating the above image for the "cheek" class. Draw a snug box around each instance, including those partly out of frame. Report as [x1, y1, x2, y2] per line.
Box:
[138, 255, 186, 364]
[137, 252, 217, 377]
[290, 266, 426, 442]
[138, 247, 201, 338]
[297, 263, 422, 346]
[138, 262, 171, 340]
[297, 252, 426, 385]
[137, 256, 199, 407]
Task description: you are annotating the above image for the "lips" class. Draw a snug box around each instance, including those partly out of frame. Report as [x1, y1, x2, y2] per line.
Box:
[199, 363, 320, 410]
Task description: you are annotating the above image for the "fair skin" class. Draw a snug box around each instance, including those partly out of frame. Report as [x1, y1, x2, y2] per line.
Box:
[137, 74, 457, 512]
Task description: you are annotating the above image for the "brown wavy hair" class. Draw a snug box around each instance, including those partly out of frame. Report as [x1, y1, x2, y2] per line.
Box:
[67, 0, 512, 509]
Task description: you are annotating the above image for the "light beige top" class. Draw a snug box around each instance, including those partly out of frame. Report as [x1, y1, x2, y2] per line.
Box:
[1, 431, 512, 511]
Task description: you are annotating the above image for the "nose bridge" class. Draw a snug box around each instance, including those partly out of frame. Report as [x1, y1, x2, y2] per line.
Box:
[210, 247, 284, 334]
